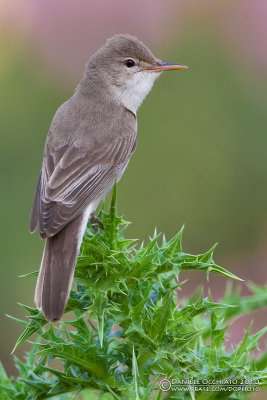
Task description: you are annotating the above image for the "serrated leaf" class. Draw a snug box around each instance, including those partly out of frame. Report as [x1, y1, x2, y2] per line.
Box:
[163, 225, 184, 256]
[6, 190, 267, 399]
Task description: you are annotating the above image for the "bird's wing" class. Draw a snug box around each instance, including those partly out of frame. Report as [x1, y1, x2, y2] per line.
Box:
[30, 134, 136, 237]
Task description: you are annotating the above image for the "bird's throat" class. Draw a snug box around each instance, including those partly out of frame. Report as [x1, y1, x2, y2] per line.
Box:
[114, 71, 160, 114]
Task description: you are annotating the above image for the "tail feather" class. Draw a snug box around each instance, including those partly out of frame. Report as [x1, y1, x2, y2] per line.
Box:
[35, 212, 87, 321]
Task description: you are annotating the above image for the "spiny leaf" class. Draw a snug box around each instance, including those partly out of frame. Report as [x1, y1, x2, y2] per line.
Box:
[162, 225, 184, 256]
[5, 190, 267, 400]
[132, 346, 139, 400]
[18, 270, 39, 278]
[179, 257, 243, 281]
[11, 309, 47, 354]
[197, 242, 218, 263]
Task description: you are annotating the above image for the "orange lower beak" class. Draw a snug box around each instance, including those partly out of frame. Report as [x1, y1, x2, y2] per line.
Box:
[141, 62, 188, 72]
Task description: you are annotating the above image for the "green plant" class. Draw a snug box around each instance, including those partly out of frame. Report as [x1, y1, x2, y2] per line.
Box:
[1, 186, 267, 399]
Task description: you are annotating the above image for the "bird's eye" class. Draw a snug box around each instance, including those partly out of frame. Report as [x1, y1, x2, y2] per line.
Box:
[125, 59, 135, 68]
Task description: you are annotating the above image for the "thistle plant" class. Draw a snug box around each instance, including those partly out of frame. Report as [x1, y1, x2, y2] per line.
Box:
[1, 186, 267, 399]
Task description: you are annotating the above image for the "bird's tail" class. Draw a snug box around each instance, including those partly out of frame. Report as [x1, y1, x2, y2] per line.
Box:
[34, 213, 86, 321]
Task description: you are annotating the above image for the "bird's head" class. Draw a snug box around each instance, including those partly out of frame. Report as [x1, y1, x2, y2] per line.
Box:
[86, 34, 188, 113]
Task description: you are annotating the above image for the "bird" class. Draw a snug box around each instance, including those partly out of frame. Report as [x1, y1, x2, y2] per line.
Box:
[30, 34, 188, 322]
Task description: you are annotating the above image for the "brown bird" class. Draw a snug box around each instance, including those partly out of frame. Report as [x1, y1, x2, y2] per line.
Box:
[30, 34, 187, 322]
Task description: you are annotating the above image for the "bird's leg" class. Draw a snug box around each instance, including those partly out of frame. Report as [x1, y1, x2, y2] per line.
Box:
[89, 213, 105, 233]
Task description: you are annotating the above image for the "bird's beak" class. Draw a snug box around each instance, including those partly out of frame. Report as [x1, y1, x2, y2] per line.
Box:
[140, 61, 188, 72]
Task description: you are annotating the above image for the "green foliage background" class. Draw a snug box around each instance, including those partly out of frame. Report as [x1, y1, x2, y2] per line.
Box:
[1, 20, 267, 380]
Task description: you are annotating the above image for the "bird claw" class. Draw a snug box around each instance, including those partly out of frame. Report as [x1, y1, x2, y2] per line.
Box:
[89, 214, 105, 233]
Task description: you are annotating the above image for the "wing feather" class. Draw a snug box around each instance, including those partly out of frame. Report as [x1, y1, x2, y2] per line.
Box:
[36, 135, 135, 237]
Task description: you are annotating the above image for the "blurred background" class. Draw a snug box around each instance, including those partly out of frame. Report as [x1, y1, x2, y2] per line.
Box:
[0, 0, 266, 385]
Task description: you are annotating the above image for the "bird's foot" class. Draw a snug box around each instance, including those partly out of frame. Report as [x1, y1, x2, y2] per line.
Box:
[89, 213, 105, 233]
